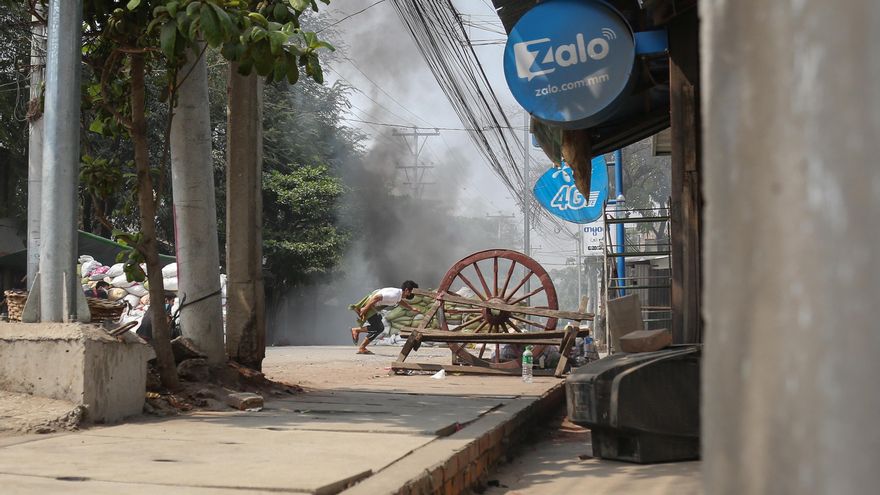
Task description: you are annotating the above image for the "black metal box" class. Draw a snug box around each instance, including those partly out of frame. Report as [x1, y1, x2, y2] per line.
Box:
[566, 345, 701, 463]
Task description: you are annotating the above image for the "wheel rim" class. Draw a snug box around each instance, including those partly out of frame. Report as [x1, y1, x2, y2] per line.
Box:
[435, 249, 559, 365]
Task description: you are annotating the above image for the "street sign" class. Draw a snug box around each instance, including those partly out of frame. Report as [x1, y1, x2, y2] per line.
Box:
[583, 220, 605, 256]
[503, 0, 636, 129]
[533, 155, 608, 224]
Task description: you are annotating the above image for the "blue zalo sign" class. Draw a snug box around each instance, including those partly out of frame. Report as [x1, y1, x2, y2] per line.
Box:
[533, 155, 608, 224]
[503, 0, 636, 129]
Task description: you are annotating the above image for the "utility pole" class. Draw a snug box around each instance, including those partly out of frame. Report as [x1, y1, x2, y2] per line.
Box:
[523, 112, 531, 298]
[576, 228, 583, 303]
[486, 212, 515, 243]
[39, 0, 83, 321]
[392, 126, 439, 199]
[27, 3, 45, 289]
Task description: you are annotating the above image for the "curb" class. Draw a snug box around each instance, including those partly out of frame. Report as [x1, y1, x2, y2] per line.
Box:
[341, 381, 566, 495]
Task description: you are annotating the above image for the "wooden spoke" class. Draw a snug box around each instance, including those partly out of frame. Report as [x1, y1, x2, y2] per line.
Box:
[472, 262, 493, 300]
[510, 314, 547, 329]
[472, 321, 489, 334]
[494, 343, 501, 363]
[502, 321, 521, 334]
[508, 285, 546, 306]
[504, 270, 534, 301]
[500, 259, 517, 299]
[493, 257, 499, 297]
[478, 342, 488, 359]
[456, 272, 487, 301]
[446, 308, 483, 314]
[455, 315, 485, 331]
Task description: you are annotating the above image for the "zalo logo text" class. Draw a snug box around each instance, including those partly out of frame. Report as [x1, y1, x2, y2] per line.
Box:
[514, 29, 616, 82]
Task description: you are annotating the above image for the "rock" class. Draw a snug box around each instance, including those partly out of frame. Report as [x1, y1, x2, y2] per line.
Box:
[177, 358, 210, 382]
[618, 328, 673, 353]
[171, 337, 207, 364]
[194, 388, 216, 399]
[226, 392, 263, 411]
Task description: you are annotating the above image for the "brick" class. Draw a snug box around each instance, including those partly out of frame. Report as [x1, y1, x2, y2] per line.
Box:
[225, 392, 263, 411]
[430, 466, 445, 492]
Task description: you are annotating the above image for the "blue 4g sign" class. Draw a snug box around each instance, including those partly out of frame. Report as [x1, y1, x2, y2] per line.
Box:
[503, 0, 636, 129]
[533, 155, 608, 224]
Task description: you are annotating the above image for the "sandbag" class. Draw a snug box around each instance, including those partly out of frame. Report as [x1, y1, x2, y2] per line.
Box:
[110, 274, 135, 288]
[106, 263, 124, 278]
[81, 260, 101, 278]
[123, 294, 142, 308]
[162, 263, 178, 279]
[164, 277, 178, 291]
[126, 283, 148, 297]
[108, 288, 128, 301]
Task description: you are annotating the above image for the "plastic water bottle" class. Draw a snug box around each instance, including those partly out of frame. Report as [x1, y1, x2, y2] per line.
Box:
[522, 346, 533, 383]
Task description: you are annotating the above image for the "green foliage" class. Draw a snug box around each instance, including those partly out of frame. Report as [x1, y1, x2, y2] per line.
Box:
[112, 230, 148, 282]
[140, 0, 335, 84]
[0, 4, 29, 223]
[262, 166, 350, 287]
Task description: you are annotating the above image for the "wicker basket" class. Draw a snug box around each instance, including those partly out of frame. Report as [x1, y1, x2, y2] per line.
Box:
[87, 298, 126, 323]
[3, 290, 28, 322]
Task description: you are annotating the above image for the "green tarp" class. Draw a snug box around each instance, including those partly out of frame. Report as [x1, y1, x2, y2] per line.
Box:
[0, 230, 175, 271]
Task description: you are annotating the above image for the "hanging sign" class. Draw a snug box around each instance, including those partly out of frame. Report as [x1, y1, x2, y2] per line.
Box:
[582, 220, 605, 256]
[533, 155, 608, 224]
[503, 0, 636, 129]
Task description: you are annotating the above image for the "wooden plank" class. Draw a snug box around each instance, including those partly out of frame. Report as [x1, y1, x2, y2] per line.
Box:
[669, 9, 703, 345]
[399, 328, 590, 342]
[554, 325, 579, 378]
[396, 330, 422, 363]
[411, 288, 593, 321]
[390, 362, 557, 377]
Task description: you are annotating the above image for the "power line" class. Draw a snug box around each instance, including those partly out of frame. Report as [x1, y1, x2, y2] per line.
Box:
[317, 0, 389, 33]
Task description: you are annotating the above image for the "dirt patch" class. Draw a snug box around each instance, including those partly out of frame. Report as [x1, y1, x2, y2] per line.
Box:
[143, 360, 304, 416]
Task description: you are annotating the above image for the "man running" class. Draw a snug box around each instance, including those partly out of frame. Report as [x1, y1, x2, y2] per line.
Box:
[349, 280, 420, 354]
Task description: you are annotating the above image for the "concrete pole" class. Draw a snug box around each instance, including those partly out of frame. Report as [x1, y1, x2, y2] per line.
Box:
[26, 6, 45, 289]
[225, 65, 265, 370]
[701, 1, 880, 493]
[170, 44, 225, 365]
[38, 0, 82, 321]
[522, 112, 531, 298]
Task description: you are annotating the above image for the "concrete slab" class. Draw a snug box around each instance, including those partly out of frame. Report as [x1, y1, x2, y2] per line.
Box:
[0, 423, 431, 493]
[0, 473, 277, 495]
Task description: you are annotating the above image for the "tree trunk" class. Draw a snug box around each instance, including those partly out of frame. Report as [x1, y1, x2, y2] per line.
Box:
[170, 43, 225, 365]
[131, 53, 179, 390]
[225, 65, 265, 370]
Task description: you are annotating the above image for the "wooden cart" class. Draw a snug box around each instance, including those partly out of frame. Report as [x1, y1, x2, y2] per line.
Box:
[392, 249, 594, 377]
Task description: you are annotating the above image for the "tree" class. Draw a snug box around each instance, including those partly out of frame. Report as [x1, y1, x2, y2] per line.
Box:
[73, 0, 336, 382]
[622, 137, 671, 244]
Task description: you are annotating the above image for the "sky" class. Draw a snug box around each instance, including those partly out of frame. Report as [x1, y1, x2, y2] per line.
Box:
[317, 0, 586, 270]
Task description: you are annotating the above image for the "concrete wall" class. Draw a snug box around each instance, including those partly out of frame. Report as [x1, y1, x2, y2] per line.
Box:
[700, 1, 880, 493]
[0, 323, 154, 423]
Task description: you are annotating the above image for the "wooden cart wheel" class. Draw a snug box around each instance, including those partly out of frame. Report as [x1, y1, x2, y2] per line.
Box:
[435, 249, 559, 366]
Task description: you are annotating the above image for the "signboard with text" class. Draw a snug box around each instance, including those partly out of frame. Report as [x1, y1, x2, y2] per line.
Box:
[583, 220, 605, 256]
[503, 0, 636, 129]
[533, 155, 608, 224]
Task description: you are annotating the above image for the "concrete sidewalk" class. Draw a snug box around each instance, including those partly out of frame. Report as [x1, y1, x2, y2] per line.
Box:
[0, 345, 566, 494]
